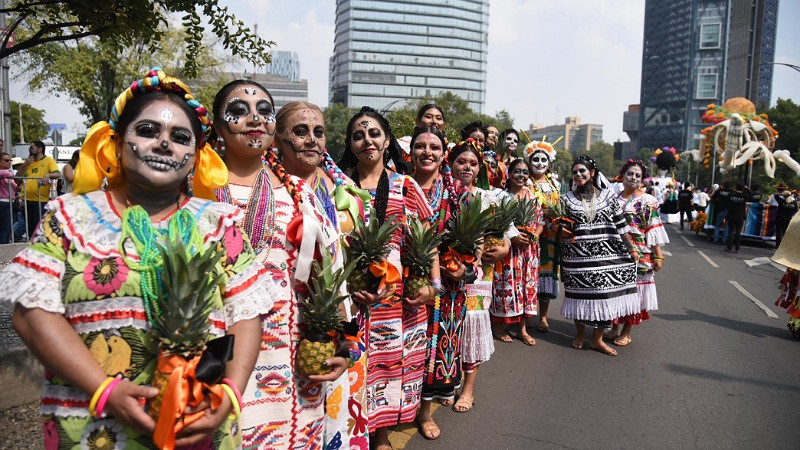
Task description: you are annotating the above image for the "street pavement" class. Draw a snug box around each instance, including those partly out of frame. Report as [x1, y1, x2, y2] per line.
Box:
[397, 225, 800, 449]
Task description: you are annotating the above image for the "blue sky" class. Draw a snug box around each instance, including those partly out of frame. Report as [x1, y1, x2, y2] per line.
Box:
[12, 0, 800, 143]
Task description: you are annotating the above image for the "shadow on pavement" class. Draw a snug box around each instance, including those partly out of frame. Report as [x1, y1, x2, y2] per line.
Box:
[666, 362, 800, 394]
[656, 308, 792, 339]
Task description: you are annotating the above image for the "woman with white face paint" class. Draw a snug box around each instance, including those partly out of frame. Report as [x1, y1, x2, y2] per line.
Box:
[498, 129, 520, 164]
[213, 83, 345, 449]
[606, 160, 668, 346]
[559, 155, 640, 356]
[524, 142, 561, 333]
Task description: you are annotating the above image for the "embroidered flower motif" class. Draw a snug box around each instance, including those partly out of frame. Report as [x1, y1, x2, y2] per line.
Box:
[84, 257, 129, 296]
[79, 419, 126, 450]
[349, 359, 365, 394]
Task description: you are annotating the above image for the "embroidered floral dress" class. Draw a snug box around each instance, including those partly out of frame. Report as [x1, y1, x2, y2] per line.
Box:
[0, 191, 272, 450]
[614, 192, 669, 325]
[491, 189, 542, 323]
[421, 176, 467, 402]
[217, 173, 341, 450]
[362, 172, 433, 429]
[530, 175, 561, 300]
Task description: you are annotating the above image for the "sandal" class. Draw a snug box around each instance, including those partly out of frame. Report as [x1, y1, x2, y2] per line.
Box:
[452, 395, 475, 413]
[436, 397, 454, 406]
[536, 322, 549, 333]
[416, 418, 440, 440]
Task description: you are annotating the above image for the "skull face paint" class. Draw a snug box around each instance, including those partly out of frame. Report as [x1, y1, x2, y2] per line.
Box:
[350, 116, 388, 164]
[215, 84, 276, 153]
[530, 151, 550, 176]
[160, 108, 174, 126]
[505, 133, 519, 152]
[623, 164, 643, 189]
[280, 107, 326, 172]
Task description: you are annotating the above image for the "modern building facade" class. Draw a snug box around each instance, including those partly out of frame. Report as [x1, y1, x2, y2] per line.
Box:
[267, 51, 301, 82]
[638, 0, 778, 152]
[329, 0, 489, 113]
[525, 117, 603, 153]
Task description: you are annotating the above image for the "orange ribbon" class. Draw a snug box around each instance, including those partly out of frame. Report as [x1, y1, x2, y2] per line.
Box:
[440, 248, 476, 272]
[369, 260, 401, 291]
[152, 353, 225, 450]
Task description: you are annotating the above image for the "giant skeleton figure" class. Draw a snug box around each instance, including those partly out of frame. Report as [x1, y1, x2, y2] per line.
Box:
[684, 97, 800, 178]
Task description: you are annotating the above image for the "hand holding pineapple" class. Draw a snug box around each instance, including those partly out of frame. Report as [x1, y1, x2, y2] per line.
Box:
[441, 257, 467, 281]
[481, 239, 510, 264]
[100, 381, 159, 436]
[345, 214, 401, 304]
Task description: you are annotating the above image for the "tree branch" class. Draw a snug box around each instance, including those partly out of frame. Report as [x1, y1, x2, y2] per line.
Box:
[0, 27, 110, 59]
[0, 0, 67, 14]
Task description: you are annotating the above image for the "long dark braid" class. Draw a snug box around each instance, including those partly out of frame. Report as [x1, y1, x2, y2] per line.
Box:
[353, 168, 390, 225]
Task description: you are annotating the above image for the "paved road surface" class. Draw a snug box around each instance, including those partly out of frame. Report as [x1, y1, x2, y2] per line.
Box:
[398, 226, 799, 449]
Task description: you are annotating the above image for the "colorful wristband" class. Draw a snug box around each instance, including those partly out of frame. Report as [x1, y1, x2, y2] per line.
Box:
[88, 377, 114, 417]
[94, 378, 122, 418]
[219, 383, 241, 419]
[221, 378, 243, 410]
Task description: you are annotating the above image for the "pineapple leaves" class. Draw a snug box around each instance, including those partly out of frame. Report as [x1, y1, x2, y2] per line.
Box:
[444, 195, 491, 256]
[300, 247, 358, 335]
[402, 217, 444, 278]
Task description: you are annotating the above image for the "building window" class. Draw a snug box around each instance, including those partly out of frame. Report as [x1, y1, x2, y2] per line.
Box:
[697, 73, 718, 99]
[699, 23, 721, 49]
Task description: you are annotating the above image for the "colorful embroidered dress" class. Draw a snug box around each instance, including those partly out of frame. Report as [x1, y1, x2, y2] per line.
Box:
[491, 189, 542, 323]
[614, 192, 669, 325]
[421, 175, 467, 402]
[776, 269, 800, 337]
[559, 189, 639, 324]
[530, 174, 561, 300]
[0, 191, 272, 450]
[362, 172, 433, 429]
[217, 173, 340, 450]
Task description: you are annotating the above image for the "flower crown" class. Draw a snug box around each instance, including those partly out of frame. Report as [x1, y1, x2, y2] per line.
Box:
[524, 139, 558, 163]
[619, 159, 650, 179]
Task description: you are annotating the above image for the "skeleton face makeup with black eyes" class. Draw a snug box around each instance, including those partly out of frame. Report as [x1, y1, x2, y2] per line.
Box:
[623, 165, 643, 189]
[350, 116, 389, 164]
[530, 151, 550, 175]
[505, 133, 519, 152]
[215, 85, 276, 153]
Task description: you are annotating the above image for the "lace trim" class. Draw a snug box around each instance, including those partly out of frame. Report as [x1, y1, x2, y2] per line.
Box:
[65, 297, 148, 334]
[462, 310, 494, 364]
[224, 262, 277, 327]
[646, 223, 670, 247]
[40, 383, 91, 418]
[0, 249, 64, 313]
[560, 291, 641, 322]
[636, 272, 659, 311]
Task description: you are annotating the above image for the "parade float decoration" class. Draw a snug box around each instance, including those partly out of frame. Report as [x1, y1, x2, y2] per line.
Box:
[684, 97, 800, 178]
[651, 147, 680, 178]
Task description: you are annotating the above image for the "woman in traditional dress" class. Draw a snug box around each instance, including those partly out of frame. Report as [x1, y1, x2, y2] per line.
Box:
[560, 155, 640, 356]
[609, 160, 668, 346]
[338, 107, 435, 450]
[524, 141, 561, 333]
[448, 140, 512, 412]
[212, 81, 347, 449]
[3, 68, 271, 449]
[275, 100, 372, 449]
[491, 158, 543, 345]
[410, 125, 468, 440]
[773, 213, 800, 338]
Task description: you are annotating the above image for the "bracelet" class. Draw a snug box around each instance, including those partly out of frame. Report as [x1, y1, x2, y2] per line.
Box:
[653, 256, 664, 261]
[221, 378, 243, 411]
[94, 378, 122, 418]
[88, 377, 115, 417]
[431, 282, 444, 294]
[431, 277, 442, 285]
[628, 249, 638, 254]
[219, 384, 241, 419]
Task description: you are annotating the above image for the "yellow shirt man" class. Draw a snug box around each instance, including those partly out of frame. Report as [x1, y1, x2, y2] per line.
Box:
[22, 155, 59, 202]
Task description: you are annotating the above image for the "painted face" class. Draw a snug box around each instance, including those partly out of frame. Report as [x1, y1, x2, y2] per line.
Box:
[121, 98, 197, 188]
[418, 108, 444, 130]
[486, 126, 499, 148]
[623, 165, 643, 189]
[451, 151, 480, 185]
[350, 115, 389, 165]
[508, 164, 529, 188]
[469, 130, 485, 149]
[216, 85, 276, 154]
[279, 108, 326, 171]
[571, 163, 593, 187]
[505, 133, 519, 152]
[530, 151, 550, 175]
[411, 132, 444, 175]
[484, 155, 498, 171]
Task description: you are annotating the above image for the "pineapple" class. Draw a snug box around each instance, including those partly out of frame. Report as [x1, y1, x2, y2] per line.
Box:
[401, 216, 444, 299]
[149, 236, 223, 420]
[445, 196, 492, 283]
[542, 198, 573, 236]
[297, 248, 357, 376]
[514, 197, 539, 237]
[345, 214, 400, 294]
[484, 197, 517, 251]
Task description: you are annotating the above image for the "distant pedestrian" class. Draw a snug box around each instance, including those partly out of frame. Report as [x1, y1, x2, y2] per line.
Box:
[693, 187, 710, 212]
[711, 182, 731, 244]
[725, 183, 747, 252]
[775, 189, 797, 248]
[678, 182, 694, 229]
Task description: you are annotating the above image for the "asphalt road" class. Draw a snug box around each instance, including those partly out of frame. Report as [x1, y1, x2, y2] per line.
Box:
[401, 225, 799, 449]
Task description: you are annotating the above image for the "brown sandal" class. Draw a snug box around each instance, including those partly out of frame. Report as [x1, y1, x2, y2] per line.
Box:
[452, 395, 475, 413]
[416, 418, 441, 440]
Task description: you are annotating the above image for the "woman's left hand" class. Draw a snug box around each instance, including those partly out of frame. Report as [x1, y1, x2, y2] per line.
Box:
[307, 356, 349, 382]
[404, 285, 434, 307]
[653, 259, 663, 272]
[175, 395, 232, 447]
[629, 251, 640, 263]
[482, 240, 510, 263]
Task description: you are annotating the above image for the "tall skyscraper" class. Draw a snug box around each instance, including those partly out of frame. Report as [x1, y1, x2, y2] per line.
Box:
[267, 51, 301, 82]
[638, 0, 778, 152]
[329, 0, 489, 113]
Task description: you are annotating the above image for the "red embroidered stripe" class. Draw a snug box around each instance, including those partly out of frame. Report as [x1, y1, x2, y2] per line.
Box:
[12, 255, 60, 278]
[41, 397, 89, 408]
[67, 309, 146, 324]
[224, 265, 269, 298]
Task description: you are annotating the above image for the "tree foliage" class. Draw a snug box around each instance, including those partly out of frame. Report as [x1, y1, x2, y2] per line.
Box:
[577, 141, 623, 177]
[323, 103, 358, 163]
[0, 0, 273, 77]
[19, 27, 233, 126]
[9, 100, 49, 143]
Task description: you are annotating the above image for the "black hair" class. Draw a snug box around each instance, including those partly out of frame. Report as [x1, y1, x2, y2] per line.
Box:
[572, 154, 606, 189]
[68, 149, 80, 168]
[460, 120, 487, 141]
[32, 140, 45, 152]
[447, 141, 482, 166]
[115, 90, 203, 149]
[507, 158, 527, 173]
[411, 126, 446, 151]
[212, 79, 275, 119]
[416, 104, 446, 124]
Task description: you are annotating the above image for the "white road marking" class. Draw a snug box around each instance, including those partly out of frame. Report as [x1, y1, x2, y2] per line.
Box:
[729, 280, 779, 318]
[697, 250, 719, 268]
[679, 234, 695, 247]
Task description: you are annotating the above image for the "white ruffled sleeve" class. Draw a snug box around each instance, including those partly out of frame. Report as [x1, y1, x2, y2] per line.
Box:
[0, 246, 65, 314]
[222, 259, 277, 327]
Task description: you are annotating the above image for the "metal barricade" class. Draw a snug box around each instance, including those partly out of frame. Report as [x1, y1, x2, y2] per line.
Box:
[1, 176, 62, 244]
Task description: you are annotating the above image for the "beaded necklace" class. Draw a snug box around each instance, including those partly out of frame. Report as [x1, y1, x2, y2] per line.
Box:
[217, 169, 277, 256]
[423, 176, 449, 230]
[119, 206, 202, 327]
